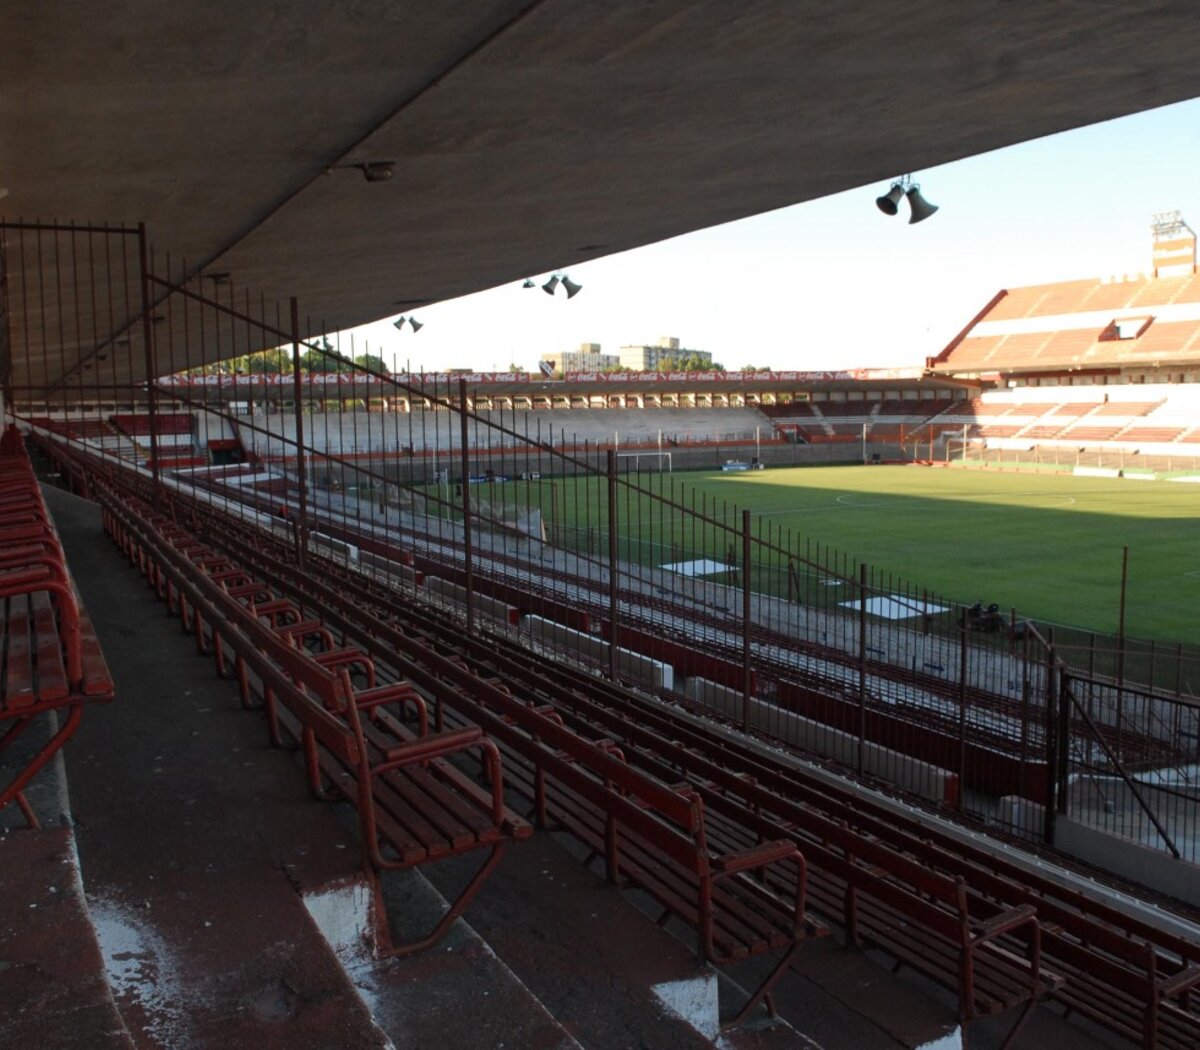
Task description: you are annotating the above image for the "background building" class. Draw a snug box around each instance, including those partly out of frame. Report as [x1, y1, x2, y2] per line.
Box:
[618, 336, 713, 371]
[540, 343, 619, 375]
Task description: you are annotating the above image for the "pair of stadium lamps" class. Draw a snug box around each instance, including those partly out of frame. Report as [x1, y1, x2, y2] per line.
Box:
[391, 269, 582, 335]
[876, 174, 938, 224]
[523, 272, 583, 297]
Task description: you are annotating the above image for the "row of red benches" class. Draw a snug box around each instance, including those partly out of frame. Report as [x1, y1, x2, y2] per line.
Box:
[0, 426, 114, 827]
[186, 488, 1077, 1043]
[100, 483, 531, 956]
[224, 504, 1200, 1050]
[97, 467, 828, 1025]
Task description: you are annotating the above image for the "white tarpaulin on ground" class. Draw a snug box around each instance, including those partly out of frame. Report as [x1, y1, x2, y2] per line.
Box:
[840, 595, 950, 620]
[661, 559, 733, 577]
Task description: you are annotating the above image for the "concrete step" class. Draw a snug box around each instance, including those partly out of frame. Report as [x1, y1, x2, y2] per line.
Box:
[45, 485, 391, 1050]
[0, 825, 133, 1049]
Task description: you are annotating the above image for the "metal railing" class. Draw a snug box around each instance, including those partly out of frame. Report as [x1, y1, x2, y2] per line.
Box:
[6, 218, 1199, 873]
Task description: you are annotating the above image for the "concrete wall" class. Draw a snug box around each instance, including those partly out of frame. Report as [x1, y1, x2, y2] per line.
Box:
[996, 796, 1200, 908]
[521, 614, 673, 690]
[684, 678, 958, 805]
[425, 576, 519, 625]
[357, 549, 420, 588]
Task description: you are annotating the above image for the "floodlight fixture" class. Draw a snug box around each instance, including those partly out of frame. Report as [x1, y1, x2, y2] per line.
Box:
[540, 271, 583, 298]
[876, 174, 938, 224]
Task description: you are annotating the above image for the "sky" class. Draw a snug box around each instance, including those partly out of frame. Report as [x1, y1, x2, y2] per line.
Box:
[338, 96, 1200, 375]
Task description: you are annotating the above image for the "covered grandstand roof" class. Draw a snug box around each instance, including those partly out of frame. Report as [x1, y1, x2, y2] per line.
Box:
[930, 271, 1200, 375]
[9, 4, 1200, 395]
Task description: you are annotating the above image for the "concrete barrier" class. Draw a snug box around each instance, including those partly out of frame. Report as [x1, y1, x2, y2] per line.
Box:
[997, 796, 1200, 908]
[684, 677, 958, 805]
[310, 531, 359, 564]
[521, 615, 673, 690]
[425, 576, 519, 626]
[1073, 466, 1121, 478]
[358, 549, 420, 587]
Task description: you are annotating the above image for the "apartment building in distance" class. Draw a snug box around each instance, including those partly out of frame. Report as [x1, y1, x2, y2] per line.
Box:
[618, 336, 712, 371]
[540, 343, 619, 375]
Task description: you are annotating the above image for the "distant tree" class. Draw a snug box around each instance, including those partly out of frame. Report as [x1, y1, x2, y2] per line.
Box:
[659, 352, 722, 372]
[354, 353, 388, 373]
[300, 348, 352, 373]
[239, 349, 289, 373]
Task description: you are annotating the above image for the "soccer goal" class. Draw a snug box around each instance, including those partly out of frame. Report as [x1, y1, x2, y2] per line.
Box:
[617, 450, 673, 473]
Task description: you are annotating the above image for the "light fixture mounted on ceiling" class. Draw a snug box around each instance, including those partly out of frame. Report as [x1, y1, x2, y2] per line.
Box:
[875, 174, 938, 224]
[325, 161, 395, 183]
[393, 315, 423, 333]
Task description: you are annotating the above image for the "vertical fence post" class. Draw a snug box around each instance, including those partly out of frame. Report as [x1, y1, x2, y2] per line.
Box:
[742, 508, 752, 732]
[1056, 668, 1072, 819]
[289, 298, 308, 570]
[1019, 633, 1032, 800]
[1117, 544, 1129, 690]
[136, 223, 160, 490]
[1043, 634, 1058, 845]
[958, 606, 969, 799]
[459, 378, 474, 636]
[607, 450, 619, 681]
[857, 562, 868, 774]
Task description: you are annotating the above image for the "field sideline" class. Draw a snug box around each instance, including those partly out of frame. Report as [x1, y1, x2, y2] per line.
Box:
[519, 464, 1200, 644]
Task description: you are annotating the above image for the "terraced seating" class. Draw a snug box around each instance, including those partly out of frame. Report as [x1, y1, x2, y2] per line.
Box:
[1122, 428, 1186, 443]
[140, 487, 1082, 1037]
[1062, 426, 1122, 443]
[0, 427, 115, 827]
[54, 438, 1200, 1045]
[99, 473, 828, 1024]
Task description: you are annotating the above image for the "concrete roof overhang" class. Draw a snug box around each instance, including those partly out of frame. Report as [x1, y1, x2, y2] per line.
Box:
[5, 2, 1200, 396]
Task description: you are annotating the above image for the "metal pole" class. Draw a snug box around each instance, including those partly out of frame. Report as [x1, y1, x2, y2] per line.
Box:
[1117, 544, 1129, 689]
[742, 508, 752, 732]
[1043, 633, 1058, 845]
[459, 378, 475, 635]
[958, 606, 969, 799]
[857, 562, 868, 774]
[1056, 668, 1071, 818]
[607, 449, 619, 680]
[289, 298, 308, 569]
[137, 223, 160, 488]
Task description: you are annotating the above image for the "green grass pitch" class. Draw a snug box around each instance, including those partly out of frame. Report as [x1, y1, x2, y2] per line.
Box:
[525, 464, 1200, 645]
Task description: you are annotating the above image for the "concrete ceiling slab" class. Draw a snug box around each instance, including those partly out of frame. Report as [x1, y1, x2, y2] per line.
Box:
[4, 1, 1200, 395]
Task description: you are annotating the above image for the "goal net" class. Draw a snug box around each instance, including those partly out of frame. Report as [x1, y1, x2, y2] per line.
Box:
[616, 450, 673, 473]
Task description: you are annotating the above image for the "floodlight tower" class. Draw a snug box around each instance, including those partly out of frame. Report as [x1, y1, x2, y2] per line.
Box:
[1150, 210, 1197, 277]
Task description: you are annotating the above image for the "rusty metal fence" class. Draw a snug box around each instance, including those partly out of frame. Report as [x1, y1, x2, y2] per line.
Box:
[5, 218, 1199, 870]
